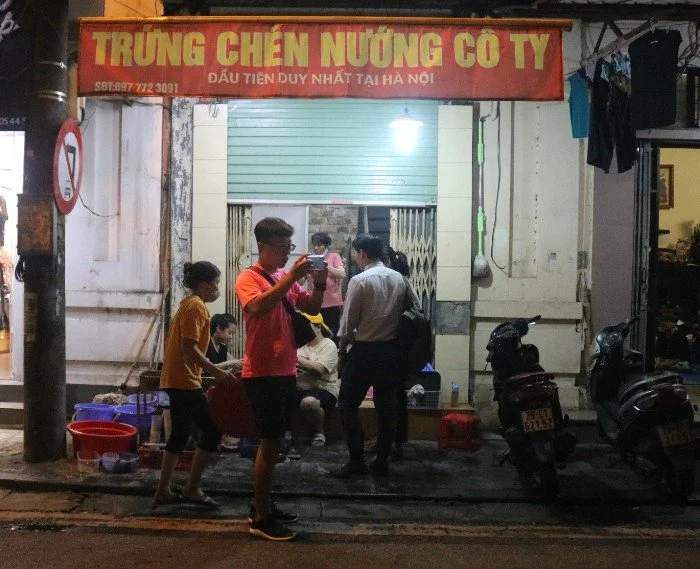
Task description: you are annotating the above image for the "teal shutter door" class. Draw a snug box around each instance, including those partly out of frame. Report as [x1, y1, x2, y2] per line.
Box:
[227, 99, 437, 204]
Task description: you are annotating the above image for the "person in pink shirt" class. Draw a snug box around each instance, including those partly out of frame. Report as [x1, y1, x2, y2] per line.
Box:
[235, 217, 327, 541]
[310, 232, 346, 340]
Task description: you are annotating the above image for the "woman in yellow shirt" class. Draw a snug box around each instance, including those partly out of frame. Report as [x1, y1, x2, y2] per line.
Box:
[154, 261, 235, 508]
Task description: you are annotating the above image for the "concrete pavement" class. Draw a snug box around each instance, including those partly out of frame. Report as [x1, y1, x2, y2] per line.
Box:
[0, 426, 698, 505]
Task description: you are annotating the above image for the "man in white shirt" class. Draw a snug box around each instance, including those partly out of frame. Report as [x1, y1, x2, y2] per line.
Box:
[334, 234, 406, 477]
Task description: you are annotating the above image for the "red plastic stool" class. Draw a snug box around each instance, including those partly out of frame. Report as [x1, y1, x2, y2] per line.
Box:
[438, 412, 481, 451]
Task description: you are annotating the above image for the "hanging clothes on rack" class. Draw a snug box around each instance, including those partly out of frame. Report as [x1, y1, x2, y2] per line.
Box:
[586, 55, 636, 174]
[629, 29, 683, 130]
[568, 68, 590, 138]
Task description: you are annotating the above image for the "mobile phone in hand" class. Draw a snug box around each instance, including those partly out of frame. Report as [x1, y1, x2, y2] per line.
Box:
[308, 254, 325, 270]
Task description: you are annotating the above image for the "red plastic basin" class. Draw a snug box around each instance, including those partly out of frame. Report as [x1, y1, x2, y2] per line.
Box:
[67, 420, 137, 458]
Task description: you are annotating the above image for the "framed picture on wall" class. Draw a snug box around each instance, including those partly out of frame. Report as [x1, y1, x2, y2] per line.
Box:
[659, 165, 674, 209]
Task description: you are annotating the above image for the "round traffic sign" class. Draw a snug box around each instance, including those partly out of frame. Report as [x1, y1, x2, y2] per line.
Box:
[52, 118, 83, 215]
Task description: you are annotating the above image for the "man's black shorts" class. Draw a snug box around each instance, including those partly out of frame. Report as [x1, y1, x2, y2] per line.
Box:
[243, 375, 296, 440]
[297, 388, 337, 412]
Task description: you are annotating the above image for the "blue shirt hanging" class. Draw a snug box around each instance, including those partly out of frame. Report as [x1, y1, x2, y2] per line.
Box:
[568, 70, 590, 138]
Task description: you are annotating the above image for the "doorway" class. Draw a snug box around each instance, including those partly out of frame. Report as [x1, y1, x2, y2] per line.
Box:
[0, 131, 24, 381]
[632, 142, 700, 371]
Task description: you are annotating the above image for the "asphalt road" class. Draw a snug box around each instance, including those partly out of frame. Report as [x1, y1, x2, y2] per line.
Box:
[1, 521, 700, 569]
[0, 490, 699, 569]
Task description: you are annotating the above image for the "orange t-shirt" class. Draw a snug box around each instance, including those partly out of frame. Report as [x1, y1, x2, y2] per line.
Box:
[160, 295, 210, 390]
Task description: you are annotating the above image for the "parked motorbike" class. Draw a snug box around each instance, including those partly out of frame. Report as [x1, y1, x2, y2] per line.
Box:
[589, 318, 697, 501]
[486, 315, 577, 497]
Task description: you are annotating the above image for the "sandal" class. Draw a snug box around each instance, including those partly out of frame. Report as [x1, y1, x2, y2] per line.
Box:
[311, 433, 326, 447]
[183, 492, 220, 509]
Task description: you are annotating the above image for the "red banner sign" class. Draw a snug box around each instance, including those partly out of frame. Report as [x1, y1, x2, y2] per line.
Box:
[79, 18, 568, 101]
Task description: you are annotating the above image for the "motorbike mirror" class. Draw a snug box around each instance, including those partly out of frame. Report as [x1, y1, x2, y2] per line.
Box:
[623, 316, 639, 335]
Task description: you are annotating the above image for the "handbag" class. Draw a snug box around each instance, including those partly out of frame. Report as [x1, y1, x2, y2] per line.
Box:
[248, 266, 316, 348]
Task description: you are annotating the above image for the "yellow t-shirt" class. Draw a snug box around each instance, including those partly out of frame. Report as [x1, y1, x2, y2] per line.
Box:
[160, 295, 210, 390]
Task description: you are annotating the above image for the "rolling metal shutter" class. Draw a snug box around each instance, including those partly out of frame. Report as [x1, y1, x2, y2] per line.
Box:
[227, 99, 438, 204]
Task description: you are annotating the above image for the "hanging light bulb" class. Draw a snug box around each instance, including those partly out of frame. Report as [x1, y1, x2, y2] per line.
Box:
[389, 107, 423, 153]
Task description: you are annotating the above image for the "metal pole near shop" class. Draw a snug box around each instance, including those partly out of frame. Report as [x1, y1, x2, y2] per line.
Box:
[20, 0, 69, 462]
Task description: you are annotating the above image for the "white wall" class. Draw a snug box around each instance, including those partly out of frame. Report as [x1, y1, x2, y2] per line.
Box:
[65, 99, 163, 386]
[469, 24, 586, 418]
[434, 105, 473, 405]
[192, 103, 228, 316]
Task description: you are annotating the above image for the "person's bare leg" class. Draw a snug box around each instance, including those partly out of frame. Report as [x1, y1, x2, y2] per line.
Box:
[154, 451, 181, 500]
[254, 438, 281, 521]
[300, 396, 324, 435]
[183, 448, 212, 499]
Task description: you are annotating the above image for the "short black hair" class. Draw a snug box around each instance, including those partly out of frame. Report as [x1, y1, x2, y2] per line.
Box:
[210, 313, 237, 335]
[311, 231, 331, 247]
[352, 233, 384, 260]
[182, 261, 220, 289]
[254, 217, 294, 243]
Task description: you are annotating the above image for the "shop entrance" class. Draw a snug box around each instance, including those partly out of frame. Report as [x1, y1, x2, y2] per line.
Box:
[632, 139, 700, 374]
[0, 132, 24, 382]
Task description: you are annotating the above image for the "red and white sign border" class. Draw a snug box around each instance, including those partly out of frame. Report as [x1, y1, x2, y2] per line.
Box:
[52, 118, 83, 215]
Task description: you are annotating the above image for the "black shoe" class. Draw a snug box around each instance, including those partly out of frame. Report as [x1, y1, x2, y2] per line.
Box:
[249, 516, 295, 541]
[369, 458, 389, 477]
[331, 461, 369, 478]
[248, 501, 299, 524]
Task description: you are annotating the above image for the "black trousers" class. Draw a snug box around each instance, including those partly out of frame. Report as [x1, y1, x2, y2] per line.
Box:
[338, 340, 401, 463]
[587, 59, 636, 174]
[164, 388, 221, 454]
[396, 375, 409, 445]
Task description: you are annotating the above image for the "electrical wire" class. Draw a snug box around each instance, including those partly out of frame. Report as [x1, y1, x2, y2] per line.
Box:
[79, 194, 119, 218]
[107, 0, 149, 18]
[489, 102, 507, 274]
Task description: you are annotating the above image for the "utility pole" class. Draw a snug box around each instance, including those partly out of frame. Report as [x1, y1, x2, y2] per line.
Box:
[20, 0, 69, 462]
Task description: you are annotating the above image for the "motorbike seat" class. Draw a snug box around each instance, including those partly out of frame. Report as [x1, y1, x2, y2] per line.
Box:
[504, 371, 555, 388]
[617, 372, 682, 406]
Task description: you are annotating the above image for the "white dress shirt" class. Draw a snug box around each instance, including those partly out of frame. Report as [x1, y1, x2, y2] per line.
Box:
[338, 261, 406, 343]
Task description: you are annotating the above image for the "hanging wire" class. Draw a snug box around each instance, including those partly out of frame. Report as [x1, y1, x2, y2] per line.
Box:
[489, 102, 507, 274]
[79, 195, 119, 218]
[108, 0, 148, 17]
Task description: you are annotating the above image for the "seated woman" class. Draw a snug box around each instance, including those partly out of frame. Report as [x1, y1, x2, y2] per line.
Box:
[296, 313, 339, 446]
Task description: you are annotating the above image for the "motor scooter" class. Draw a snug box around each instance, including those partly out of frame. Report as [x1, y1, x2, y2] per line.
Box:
[486, 315, 577, 497]
[589, 318, 697, 501]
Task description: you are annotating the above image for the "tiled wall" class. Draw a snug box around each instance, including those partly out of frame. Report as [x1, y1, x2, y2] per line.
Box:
[434, 105, 473, 405]
[192, 104, 228, 316]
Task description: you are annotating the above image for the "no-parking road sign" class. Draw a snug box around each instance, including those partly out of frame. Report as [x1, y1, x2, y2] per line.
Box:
[52, 118, 83, 215]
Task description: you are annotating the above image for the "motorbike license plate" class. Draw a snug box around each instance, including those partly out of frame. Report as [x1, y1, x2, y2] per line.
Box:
[520, 407, 554, 432]
[656, 422, 692, 447]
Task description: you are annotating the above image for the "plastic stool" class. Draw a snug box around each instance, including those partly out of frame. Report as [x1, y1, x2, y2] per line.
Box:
[438, 412, 481, 451]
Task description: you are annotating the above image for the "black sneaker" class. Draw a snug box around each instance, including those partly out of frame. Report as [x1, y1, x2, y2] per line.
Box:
[248, 501, 299, 524]
[249, 515, 295, 542]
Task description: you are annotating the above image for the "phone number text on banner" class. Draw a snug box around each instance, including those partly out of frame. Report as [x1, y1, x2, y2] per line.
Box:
[79, 20, 567, 101]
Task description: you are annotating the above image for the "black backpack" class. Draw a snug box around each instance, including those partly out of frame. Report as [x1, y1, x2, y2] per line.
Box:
[399, 280, 432, 373]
